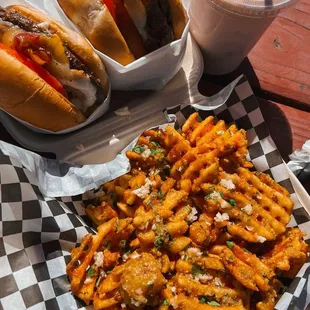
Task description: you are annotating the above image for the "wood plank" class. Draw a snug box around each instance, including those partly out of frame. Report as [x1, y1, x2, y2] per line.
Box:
[256, 98, 293, 162]
[248, 0, 310, 106]
[273, 102, 310, 151]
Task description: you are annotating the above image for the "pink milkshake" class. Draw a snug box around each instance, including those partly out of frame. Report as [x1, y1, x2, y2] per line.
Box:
[189, 0, 295, 74]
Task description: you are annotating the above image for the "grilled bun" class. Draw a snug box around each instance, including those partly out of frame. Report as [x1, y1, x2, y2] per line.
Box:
[8, 5, 110, 93]
[0, 5, 110, 131]
[58, 0, 136, 66]
[57, 0, 187, 66]
[168, 0, 187, 39]
[0, 49, 85, 131]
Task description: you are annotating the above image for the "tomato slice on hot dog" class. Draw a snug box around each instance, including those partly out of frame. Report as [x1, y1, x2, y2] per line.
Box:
[0, 43, 66, 97]
[102, 0, 146, 59]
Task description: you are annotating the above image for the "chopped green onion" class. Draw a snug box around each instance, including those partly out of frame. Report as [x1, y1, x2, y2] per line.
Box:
[151, 149, 163, 156]
[154, 236, 164, 249]
[158, 191, 164, 199]
[87, 267, 94, 277]
[226, 241, 234, 249]
[199, 297, 208, 304]
[151, 141, 161, 147]
[228, 199, 236, 207]
[192, 264, 205, 276]
[207, 301, 220, 306]
[132, 146, 144, 154]
[184, 205, 191, 213]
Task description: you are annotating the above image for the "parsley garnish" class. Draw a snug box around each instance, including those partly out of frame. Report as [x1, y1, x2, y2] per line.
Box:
[145, 198, 152, 206]
[209, 186, 215, 192]
[199, 297, 208, 304]
[151, 141, 160, 147]
[162, 300, 169, 306]
[132, 145, 144, 154]
[184, 205, 191, 213]
[207, 301, 220, 306]
[154, 236, 164, 249]
[151, 149, 160, 156]
[226, 241, 234, 249]
[87, 267, 94, 277]
[228, 199, 236, 207]
[205, 194, 211, 200]
[158, 191, 164, 199]
[192, 264, 204, 276]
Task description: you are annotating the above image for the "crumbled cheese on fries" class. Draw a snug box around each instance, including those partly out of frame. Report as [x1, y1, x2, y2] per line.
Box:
[67, 112, 308, 310]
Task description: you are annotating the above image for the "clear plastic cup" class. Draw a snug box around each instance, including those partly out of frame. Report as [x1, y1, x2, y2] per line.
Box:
[189, 0, 295, 75]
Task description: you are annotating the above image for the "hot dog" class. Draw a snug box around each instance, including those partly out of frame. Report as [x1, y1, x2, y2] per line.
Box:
[0, 5, 109, 131]
[57, 0, 187, 66]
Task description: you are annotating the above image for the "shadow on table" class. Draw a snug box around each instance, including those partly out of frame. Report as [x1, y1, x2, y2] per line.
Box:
[201, 57, 261, 91]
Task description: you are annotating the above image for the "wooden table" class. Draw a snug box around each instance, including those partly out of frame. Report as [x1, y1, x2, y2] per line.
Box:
[0, 2, 309, 191]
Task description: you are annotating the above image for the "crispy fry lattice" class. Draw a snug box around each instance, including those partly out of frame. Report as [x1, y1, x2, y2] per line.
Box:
[66, 113, 309, 310]
[261, 228, 309, 277]
[200, 168, 293, 242]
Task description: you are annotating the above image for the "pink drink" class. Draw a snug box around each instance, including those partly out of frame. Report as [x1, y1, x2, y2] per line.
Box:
[189, 0, 295, 75]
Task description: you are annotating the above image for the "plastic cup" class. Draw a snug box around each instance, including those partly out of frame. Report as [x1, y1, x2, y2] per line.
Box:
[189, 0, 295, 75]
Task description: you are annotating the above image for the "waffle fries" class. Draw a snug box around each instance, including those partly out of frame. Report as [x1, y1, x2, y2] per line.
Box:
[67, 113, 309, 310]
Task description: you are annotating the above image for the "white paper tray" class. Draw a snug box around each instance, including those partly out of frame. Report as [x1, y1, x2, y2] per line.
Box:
[0, 33, 207, 164]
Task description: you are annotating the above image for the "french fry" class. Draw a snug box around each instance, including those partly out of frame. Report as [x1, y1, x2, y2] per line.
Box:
[66, 113, 308, 310]
[67, 218, 117, 294]
[86, 202, 118, 226]
[261, 228, 309, 275]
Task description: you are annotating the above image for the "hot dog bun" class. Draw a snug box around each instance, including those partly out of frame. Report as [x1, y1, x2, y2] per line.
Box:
[8, 5, 110, 93]
[57, 0, 186, 66]
[58, 0, 136, 66]
[0, 5, 109, 131]
[0, 49, 85, 131]
[168, 0, 187, 40]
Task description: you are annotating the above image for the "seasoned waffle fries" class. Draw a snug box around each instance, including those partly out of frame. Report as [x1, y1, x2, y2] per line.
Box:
[67, 113, 309, 310]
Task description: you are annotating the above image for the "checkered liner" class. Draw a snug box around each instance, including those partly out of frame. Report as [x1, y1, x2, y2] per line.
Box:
[0, 75, 309, 310]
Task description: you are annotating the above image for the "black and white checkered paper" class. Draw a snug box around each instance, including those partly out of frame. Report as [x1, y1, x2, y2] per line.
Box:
[0, 76, 309, 310]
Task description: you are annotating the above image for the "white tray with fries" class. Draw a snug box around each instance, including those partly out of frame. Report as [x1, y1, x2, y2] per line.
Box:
[0, 74, 309, 310]
[0, 0, 310, 309]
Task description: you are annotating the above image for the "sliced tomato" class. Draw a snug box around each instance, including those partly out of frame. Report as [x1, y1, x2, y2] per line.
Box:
[104, 0, 116, 20]
[103, 0, 146, 59]
[0, 43, 66, 97]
